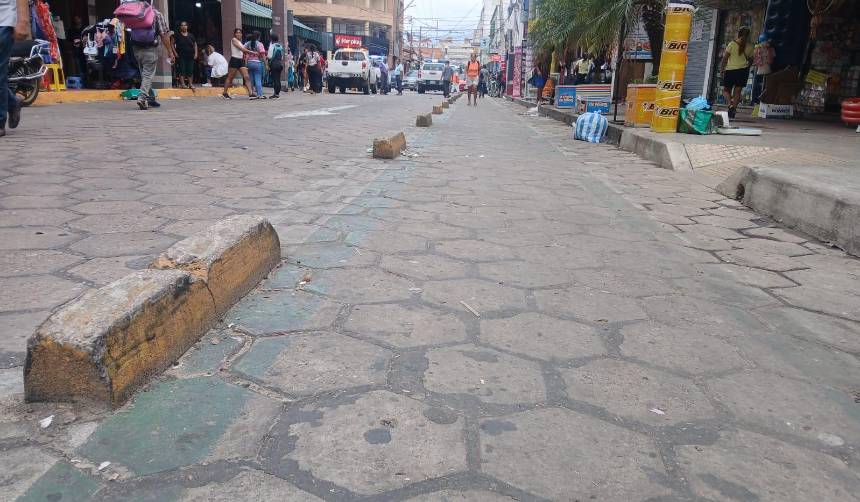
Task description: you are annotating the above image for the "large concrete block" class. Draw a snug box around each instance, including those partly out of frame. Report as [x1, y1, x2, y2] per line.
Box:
[152, 215, 280, 316]
[25, 270, 216, 406]
[441, 101, 449, 109]
[372, 132, 407, 159]
[416, 113, 432, 127]
[432, 105, 443, 115]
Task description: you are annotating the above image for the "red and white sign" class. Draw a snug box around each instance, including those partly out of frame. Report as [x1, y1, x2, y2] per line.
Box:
[491, 54, 502, 62]
[335, 34, 363, 48]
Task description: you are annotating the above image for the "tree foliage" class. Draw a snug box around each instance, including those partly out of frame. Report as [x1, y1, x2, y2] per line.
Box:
[528, 0, 667, 75]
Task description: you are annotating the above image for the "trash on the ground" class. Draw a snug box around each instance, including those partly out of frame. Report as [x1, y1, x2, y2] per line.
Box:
[212, 168, 218, 172]
[480, 379, 486, 385]
[97, 461, 111, 471]
[299, 273, 312, 286]
[227, 323, 235, 328]
[573, 112, 608, 143]
[460, 300, 481, 317]
[714, 111, 730, 127]
[366, 147, 373, 153]
[522, 106, 539, 116]
[241, 146, 249, 150]
[649, 408, 666, 415]
[39, 415, 54, 428]
[678, 109, 718, 135]
[210, 338, 220, 345]
[717, 127, 763, 136]
[685, 96, 710, 111]
[408, 287, 422, 293]
[479, 155, 485, 158]
[108, 473, 120, 481]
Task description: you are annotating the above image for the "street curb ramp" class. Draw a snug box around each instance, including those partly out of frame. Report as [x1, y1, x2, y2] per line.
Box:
[718, 165, 860, 256]
[373, 132, 407, 159]
[24, 215, 280, 407]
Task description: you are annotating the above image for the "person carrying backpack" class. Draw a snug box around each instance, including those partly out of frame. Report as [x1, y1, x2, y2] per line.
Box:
[267, 33, 284, 98]
[114, 0, 175, 110]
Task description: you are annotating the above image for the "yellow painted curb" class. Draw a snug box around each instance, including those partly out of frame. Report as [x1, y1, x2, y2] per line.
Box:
[33, 86, 249, 106]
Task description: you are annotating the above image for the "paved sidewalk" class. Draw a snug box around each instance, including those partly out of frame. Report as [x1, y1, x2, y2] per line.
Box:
[3, 95, 860, 501]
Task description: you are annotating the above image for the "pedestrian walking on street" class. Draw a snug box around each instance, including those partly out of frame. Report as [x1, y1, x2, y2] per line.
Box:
[720, 26, 753, 119]
[306, 47, 323, 94]
[393, 59, 404, 95]
[128, 2, 175, 110]
[529, 62, 547, 107]
[465, 53, 481, 106]
[441, 60, 454, 98]
[287, 51, 297, 91]
[267, 34, 285, 98]
[0, 0, 29, 137]
[479, 64, 490, 98]
[173, 21, 197, 89]
[244, 31, 267, 100]
[222, 28, 254, 99]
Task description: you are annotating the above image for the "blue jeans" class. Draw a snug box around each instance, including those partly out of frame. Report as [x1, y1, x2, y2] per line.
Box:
[0, 26, 20, 127]
[247, 60, 263, 97]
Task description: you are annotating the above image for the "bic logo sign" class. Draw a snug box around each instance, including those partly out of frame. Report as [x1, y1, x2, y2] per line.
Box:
[641, 102, 655, 111]
[656, 107, 679, 117]
[658, 80, 683, 91]
[663, 40, 688, 51]
[670, 6, 691, 13]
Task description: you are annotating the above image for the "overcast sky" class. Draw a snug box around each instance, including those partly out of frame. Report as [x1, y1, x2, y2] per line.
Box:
[406, 0, 484, 41]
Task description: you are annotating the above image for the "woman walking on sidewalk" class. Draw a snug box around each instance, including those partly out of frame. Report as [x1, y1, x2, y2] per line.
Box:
[267, 34, 285, 98]
[244, 31, 267, 100]
[720, 26, 753, 119]
[222, 28, 253, 99]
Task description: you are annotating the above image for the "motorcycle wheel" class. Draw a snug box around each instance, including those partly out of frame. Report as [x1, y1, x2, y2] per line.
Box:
[17, 84, 39, 107]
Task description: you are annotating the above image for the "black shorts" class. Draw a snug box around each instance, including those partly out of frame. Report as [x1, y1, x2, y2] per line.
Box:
[229, 57, 245, 69]
[723, 67, 749, 89]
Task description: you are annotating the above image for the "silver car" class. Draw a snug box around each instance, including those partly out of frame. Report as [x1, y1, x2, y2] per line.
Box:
[404, 70, 418, 90]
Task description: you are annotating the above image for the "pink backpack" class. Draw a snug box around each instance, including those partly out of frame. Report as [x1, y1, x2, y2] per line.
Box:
[114, 1, 154, 29]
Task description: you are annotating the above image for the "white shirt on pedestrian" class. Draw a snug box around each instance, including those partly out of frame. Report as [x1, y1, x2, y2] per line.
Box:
[207, 51, 228, 78]
[0, 0, 17, 28]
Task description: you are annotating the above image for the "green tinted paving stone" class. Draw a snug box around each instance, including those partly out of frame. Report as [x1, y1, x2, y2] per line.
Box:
[232, 336, 292, 379]
[264, 265, 312, 289]
[78, 378, 249, 476]
[19, 462, 100, 502]
[179, 335, 243, 374]
[226, 290, 340, 335]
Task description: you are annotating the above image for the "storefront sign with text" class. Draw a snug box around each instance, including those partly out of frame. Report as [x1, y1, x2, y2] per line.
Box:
[335, 34, 363, 48]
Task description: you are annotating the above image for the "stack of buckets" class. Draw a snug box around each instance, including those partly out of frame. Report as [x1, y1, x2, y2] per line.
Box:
[651, 3, 694, 133]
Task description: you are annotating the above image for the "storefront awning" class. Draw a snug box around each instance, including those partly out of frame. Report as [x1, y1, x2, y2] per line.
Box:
[240, 0, 329, 49]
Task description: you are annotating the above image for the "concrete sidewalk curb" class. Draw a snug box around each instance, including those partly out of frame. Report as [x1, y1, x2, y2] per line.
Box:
[441, 101, 450, 109]
[416, 113, 433, 127]
[24, 216, 281, 407]
[718, 166, 860, 256]
[432, 105, 444, 114]
[373, 132, 408, 159]
[505, 96, 691, 171]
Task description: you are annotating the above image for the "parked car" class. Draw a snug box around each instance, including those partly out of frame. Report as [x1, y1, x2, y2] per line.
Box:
[404, 70, 418, 90]
[327, 48, 371, 94]
[416, 62, 446, 94]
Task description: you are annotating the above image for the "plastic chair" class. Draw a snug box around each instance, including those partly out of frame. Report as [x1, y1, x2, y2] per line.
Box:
[42, 63, 66, 91]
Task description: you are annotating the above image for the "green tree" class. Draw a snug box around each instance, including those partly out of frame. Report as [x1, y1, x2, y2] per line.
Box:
[529, 0, 667, 75]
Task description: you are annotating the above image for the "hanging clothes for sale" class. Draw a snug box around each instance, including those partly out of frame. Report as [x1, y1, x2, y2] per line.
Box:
[30, 0, 61, 65]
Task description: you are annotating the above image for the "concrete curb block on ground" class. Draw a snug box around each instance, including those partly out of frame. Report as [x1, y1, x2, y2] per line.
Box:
[432, 105, 444, 115]
[24, 216, 280, 407]
[505, 96, 690, 171]
[718, 166, 860, 256]
[441, 101, 450, 109]
[416, 113, 433, 127]
[373, 132, 407, 159]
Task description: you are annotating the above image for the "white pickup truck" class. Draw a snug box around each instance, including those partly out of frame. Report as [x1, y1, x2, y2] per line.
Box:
[327, 48, 371, 94]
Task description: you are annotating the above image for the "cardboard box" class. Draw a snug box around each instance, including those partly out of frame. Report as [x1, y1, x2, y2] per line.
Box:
[759, 103, 794, 119]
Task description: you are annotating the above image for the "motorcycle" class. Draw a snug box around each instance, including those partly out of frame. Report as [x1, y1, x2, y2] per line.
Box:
[9, 40, 49, 107]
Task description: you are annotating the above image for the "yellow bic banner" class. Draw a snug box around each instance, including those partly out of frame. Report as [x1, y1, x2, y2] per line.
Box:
[651, 3, 694, 132]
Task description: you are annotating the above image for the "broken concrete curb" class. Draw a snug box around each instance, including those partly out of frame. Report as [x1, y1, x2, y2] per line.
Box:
[25, 270, 216, 407]
[152, 214, 281, 316]
[416, 113, 433, 127]
[441, 101, 450, 109]
[432, 105, 443, 115]
[718, 165, 860, 256]
[373, 132, 407, 159]
[24, 216, 281, 406]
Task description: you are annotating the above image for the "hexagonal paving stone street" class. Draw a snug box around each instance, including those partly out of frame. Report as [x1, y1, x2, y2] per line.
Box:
[4, 93, 860, 501]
